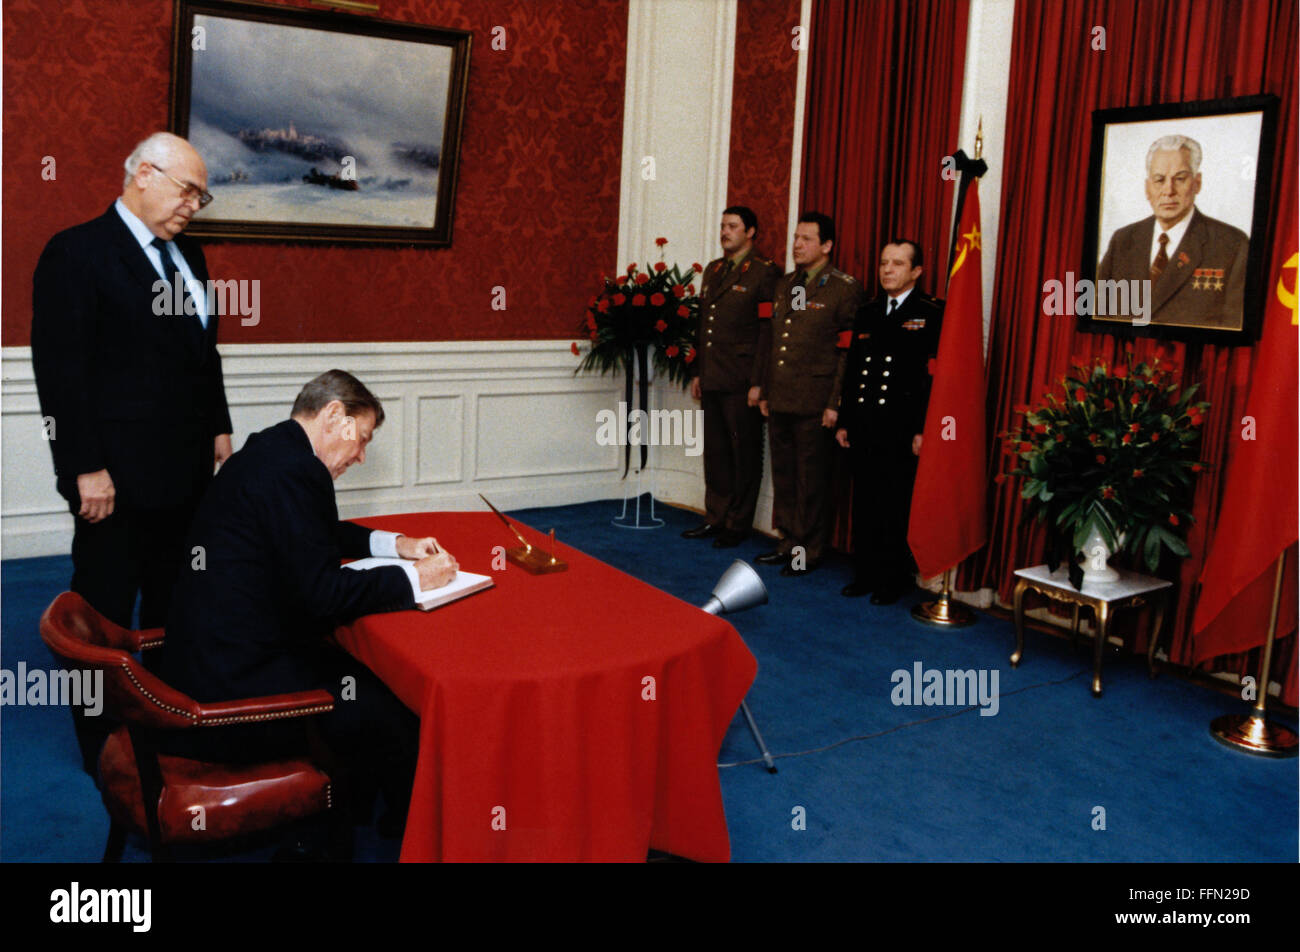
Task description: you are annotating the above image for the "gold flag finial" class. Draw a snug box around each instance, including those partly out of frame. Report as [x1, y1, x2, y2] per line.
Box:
[975, 117, 984, 161]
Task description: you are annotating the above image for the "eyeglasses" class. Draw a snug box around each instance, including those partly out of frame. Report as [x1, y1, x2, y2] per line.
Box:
[152, 165, 214, 208]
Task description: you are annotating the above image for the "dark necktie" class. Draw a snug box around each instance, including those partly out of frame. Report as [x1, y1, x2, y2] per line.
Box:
[151, 238, 204, 354]
[1151, 232, 1169, 278]
[888, 298, 898, 318]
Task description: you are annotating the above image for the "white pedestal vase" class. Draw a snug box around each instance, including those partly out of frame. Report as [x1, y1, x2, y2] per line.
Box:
[1079, 525, 1124, 585]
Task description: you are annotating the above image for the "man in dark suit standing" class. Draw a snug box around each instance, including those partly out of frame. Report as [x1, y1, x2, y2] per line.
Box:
[32, 132, 233, 631]
[836, 240, 943, 603]
[160, 370, 459, 838]
[756, 212, 863, 576]
[683, 206, 781, 548]
[1096, 134, 1248, 330]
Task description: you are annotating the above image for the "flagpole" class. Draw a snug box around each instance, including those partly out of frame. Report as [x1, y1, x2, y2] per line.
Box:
[1209, 550, 1299, 756]
[912, 568, 975, 626]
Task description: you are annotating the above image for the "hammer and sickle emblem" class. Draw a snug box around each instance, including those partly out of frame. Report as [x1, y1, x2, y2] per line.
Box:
[1278, 251, 1298, 324]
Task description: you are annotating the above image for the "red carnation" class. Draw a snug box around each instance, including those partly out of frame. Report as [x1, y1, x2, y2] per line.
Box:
[684, 347, 696, 364]
[1191, 463, 1203, 472]
[687, 283, 696, 294]
[655, 237, 668, 247]
[1088, 433, 1100, 444]
[692, 263, 703, 273]
[651, 292, 665, 306]
[1129, 423, 1140, 432]
[654, 319, 667, 332]
[1103, 398, 1115, 410]
[1168, 514, 1180, 526]
[1095, 454, 1106, 464]
[1074, 388, 1087, 402]
[677, 305, 689, 317]
[1151, 432, 1160, 442]
[589, 331, 598, 341]
[672, 284, 686, 298]
[627, 263, 637, 273]
[635, 273, 649, 285]
[1018, 442, 1033, 453]
[1132, 469, 1144, 478]
[1121, 433, 1132, 444]
[1055, 433, 1065, 443]
[632, 294, 646, 306]
[585, 316, 597, 331]
[612, 293, 626, 305]
[1102, 486, 1116, 499]
[1130, 393, 1142, 406]
[596, 299, 610, 313]
[1033, 424, 1047, 434]
[570, 342, 580, 356]
[666, 345, 680, 357]
[654, 262, 667, 273]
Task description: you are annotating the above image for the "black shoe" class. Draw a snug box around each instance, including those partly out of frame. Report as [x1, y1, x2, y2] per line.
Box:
[841, 580, 873, 597]
[755, 549, 790, 565]
[781, 559, 821, 577]
[681, 522, 722, 539]
[712, 529, 746, 548]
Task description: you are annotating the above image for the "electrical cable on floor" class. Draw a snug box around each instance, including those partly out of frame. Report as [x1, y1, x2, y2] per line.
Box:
[717, 667, 1090, 769]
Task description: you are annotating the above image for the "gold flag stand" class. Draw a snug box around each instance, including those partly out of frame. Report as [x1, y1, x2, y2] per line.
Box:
[1209, 551, 1297, 757]
[912, 568, 976, 627]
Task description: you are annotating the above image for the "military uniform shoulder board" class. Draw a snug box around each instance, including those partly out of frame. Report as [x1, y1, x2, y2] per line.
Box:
[829, 269, 858, 285]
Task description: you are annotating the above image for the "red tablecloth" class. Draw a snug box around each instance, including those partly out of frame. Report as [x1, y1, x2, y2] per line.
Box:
[335, 512, 757, 862]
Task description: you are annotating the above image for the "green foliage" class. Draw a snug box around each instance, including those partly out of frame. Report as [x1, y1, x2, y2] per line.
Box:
[1001, 355, 1210, 572]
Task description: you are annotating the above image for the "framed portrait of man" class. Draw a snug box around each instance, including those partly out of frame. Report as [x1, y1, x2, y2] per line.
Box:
[1080, 95, 1278, 344]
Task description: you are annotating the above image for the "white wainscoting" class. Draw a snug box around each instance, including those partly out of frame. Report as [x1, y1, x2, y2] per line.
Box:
[0, 341, 773, 559]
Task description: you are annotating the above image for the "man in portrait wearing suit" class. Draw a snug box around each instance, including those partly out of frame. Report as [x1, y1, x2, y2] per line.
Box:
[1096, 133, 1248, 330]
[756, 212, 864, 576]
[683, 206, 781, 548]
[160, 370, 459, 842]
[836, 240, 943, 604]
[32, 131, 233, 633]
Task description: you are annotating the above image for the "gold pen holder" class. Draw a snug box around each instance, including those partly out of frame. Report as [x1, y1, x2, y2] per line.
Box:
[507, 544, 567, 574]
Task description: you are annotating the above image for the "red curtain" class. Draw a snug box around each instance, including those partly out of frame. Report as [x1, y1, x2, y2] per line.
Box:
[962, 0, 1298, 704]
[800, 0, 970, 547]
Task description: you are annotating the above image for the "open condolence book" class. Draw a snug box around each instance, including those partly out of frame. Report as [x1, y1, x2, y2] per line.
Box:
[343, 558, 495, 611]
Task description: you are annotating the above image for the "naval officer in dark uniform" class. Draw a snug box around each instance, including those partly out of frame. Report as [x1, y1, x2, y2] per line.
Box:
[756, 212, 863, 576]
[836, 239, 943, 603]
[684, 206, 781, 547]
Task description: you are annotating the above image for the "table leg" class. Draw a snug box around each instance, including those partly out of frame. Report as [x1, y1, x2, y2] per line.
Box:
[1091, 601, 1110, 697]
[1146, 593, 1167, 678]
[1011, 579, 1028, 667]
[1071, 603, 1082, 650]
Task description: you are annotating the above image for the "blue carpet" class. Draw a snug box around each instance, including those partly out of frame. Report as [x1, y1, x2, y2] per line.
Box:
[3, 497, 1295, 861]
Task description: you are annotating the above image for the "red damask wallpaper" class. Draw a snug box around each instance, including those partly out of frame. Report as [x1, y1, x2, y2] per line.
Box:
[726, 0, 801, 270]
[2, 0, 628, 345]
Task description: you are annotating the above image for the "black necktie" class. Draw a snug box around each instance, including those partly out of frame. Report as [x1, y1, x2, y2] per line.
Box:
[151, 238, 204, 353]
[888, 298, 898, 317]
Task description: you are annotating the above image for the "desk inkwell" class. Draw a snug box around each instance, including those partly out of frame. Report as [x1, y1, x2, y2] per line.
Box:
[478, 494, 568, 574]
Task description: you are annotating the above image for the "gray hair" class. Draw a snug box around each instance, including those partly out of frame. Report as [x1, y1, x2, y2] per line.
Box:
[122, 132, 188, 188]
[1145, 134, 1202, 176]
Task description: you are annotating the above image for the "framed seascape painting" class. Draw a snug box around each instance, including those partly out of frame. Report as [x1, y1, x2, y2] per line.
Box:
[170, 0, 471, 245]
[1079, 95, 1278, 344]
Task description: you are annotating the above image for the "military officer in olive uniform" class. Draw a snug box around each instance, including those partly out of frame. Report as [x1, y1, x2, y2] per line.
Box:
[836, 239, 944, 603]
[756, 212, 864, 576]
[684, 206, 782, 547]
